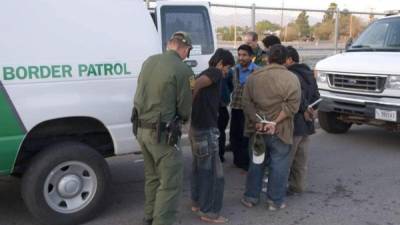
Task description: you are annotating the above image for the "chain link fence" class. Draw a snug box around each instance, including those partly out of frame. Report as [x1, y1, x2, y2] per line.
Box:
[210, 3, 386, 67]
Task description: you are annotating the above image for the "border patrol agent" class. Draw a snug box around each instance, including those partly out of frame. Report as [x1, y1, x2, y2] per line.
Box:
[243, 31, 266, 66]
[133, 31, 193, 225]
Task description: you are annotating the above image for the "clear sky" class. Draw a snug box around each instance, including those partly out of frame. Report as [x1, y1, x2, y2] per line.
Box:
[209, 0, 400, 14]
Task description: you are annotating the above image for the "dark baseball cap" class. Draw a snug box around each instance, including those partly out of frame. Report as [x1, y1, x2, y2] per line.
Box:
[170, 31, 192, 47]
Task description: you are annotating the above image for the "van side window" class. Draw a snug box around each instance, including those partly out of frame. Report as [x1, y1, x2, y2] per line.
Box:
[160, 6, 214, 54]
[387, 22, 400, 47]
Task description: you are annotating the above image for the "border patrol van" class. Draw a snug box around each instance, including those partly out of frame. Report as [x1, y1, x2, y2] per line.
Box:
[0, 0, 216, 224]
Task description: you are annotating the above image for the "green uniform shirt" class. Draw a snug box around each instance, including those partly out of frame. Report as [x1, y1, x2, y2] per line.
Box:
[134, 50, 193, 123]
[253, 45, 266, 67]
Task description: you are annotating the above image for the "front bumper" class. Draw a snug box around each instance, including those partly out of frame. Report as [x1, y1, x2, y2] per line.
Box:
[319, 90, 400, 123]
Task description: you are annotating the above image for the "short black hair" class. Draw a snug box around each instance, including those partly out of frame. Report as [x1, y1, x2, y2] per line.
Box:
[262, 35, 281, 49]
[268, 44, 288, 65]
[209, 48, 235, 67]
[245, 31, 258, 41]
[237, 44, 254, 56]
[286, 46, 300, 63]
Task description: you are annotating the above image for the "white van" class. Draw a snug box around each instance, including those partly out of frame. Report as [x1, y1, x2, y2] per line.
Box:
[0, 0, 216, 224]
[315, 14, 400, 133]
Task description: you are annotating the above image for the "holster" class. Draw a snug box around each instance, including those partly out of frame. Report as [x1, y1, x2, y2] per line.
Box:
[131, 107, 139, 137]
[166, 116, 182, 147]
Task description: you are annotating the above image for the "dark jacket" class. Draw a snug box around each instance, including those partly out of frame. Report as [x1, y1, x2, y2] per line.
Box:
[287, 63, 320, 136]
[220, 69, 234, 107]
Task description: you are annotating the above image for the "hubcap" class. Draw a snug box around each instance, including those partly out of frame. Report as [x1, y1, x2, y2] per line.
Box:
[58, 174, 82, 198]
[44, 161, 98, 214]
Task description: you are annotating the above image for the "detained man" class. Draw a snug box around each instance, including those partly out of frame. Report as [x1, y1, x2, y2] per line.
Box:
[190, 48, 235, 224]
[241, 44, 301, 211]
[285, 46, 320, 195]
[229, 44, 259, 171]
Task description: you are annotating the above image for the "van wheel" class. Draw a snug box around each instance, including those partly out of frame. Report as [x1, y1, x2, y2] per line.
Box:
[21, 141, 110, 225]
[318, 111, 352, 134]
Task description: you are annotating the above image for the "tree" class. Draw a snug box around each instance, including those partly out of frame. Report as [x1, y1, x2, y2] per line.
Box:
[313, 2, 338, 40]
[284, 22, 300, 41]
[255, 20, 281, 37]
[322, 2, 338, 23]
[339, 12, 366, 39]
[313, 21, 334, 40]
[216, 26, 245, 41]
[295, 10, 311, 37]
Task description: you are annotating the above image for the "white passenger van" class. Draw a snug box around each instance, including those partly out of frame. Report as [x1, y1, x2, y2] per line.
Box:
[0, 0, 216, 224]
[315, 12, 400, 133]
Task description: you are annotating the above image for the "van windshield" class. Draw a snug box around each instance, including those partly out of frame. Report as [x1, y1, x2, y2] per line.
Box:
[349, 17, 400, 52]
[160, 6, 214, 55]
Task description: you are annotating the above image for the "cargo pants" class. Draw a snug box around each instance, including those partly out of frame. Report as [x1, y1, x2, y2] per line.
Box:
[288, 135, 310, 193]
[137, 128, 183, 225]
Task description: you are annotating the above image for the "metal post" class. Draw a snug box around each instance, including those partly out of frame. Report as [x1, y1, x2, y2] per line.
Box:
[280, 0, 284, 40]
[234, 25, 237, 48]
[234, 0, 237, 48]
[349, 14, 353, 38]
[251, 3, 256, 32]
[334, 7, 340, 53]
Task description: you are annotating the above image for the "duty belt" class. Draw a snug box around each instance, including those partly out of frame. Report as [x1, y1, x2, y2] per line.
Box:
[138, 120, 167, 130]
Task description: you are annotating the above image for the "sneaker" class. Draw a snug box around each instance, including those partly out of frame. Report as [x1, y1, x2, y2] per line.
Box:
[267, 200, 287, 211]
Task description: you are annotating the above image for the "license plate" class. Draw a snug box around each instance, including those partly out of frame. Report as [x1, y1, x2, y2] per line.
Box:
[375, 108, 397, 122]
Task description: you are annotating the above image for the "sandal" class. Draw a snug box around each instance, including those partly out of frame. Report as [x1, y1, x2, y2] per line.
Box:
[200, 215, 229, 224]
[240, 198, 254, 208]
[191, 206, 200, 212]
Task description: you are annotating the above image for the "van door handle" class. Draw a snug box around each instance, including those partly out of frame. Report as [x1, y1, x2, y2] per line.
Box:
[185, 60, 198, 68]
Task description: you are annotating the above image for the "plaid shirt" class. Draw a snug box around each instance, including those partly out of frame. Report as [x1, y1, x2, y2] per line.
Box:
[230, 63, 258, 109]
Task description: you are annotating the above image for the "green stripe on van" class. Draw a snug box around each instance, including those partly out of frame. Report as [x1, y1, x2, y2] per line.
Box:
[0, 82, 26, 175]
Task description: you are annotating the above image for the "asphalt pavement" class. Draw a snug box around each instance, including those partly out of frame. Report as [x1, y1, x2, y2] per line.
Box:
[1, 125, 400, 225]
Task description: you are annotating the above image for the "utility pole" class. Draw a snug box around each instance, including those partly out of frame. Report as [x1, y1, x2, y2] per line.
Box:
[334, 7, 340, 53]
[369, 8, 375, 23]
[349, 14, 353, 38]
[280, 0, 285, 41]
[234, 0, 237, 48]
[251, 3, 256, 32]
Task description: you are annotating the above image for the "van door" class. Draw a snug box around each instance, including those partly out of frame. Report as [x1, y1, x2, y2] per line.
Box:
[156, 1, 216, 74]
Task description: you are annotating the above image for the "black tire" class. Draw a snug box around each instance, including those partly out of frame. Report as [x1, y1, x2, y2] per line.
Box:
[21, 141, 110, 225]
[318, 111, 352, 134]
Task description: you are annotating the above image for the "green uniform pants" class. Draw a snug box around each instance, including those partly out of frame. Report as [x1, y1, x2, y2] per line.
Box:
[288, 135, 310, 193]
[137, 128, 183, 225]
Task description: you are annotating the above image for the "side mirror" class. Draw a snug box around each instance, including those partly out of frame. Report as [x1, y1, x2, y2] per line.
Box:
[345, 38, 353, 51]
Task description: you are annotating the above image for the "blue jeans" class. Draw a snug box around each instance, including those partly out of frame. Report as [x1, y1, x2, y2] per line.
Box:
[243, 135, 291, 205]
[190, 127, 224, 217]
